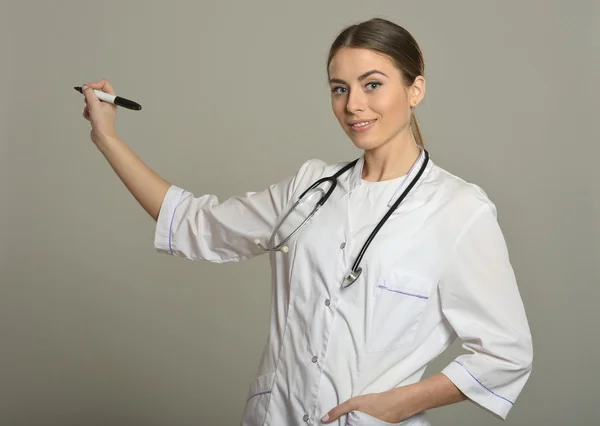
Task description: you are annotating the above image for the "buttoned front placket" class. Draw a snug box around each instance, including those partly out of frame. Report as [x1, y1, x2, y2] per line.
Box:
[309, 172, 363, 424]
[263, 185, 355, 425]
[304, 188, 357, 424]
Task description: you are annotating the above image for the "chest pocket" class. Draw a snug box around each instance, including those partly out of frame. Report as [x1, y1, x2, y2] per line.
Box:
[366, 271, 435, 353]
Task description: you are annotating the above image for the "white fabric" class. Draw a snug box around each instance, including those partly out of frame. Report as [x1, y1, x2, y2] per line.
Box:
[154, 153, 533, 426]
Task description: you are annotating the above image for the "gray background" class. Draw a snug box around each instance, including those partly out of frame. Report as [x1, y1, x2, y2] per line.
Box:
[2, 0, 598, 425]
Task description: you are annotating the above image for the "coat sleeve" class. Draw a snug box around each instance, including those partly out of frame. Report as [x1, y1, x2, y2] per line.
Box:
[153, 159, 318, 263]
[439, 203, 533, 419]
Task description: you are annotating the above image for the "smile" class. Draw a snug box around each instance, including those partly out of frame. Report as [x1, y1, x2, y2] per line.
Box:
[349, 119, 377, 132]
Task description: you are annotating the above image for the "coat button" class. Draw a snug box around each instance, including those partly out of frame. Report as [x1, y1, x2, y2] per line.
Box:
[325, 299, 331, 306]
[340, 242, 346, 249]
[312, 355, 318, 363]
[303, 414, 310, 422]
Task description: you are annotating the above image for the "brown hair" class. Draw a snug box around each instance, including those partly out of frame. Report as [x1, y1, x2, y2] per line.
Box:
[327, 18, 425, 147]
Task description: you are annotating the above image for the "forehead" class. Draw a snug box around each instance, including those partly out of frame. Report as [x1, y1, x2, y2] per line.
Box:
[328, 47, 397, 78]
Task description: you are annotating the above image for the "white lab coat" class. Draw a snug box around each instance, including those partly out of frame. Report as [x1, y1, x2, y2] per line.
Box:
[154, 153, 533, 426]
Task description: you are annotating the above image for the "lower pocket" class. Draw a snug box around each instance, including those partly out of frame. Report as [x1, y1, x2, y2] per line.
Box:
[346, 410, 429, 426]
[240, 372, 275, 426]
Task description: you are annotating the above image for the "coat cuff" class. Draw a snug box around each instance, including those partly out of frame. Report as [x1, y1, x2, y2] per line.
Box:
[154, 185, 186, 255]
[441, 360, 514, 420]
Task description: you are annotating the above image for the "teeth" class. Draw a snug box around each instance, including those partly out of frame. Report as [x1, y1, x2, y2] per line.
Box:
[352, 120, 374, 127]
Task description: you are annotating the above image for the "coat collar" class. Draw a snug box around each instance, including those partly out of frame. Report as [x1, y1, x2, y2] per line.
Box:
[346, 147, 434, 208]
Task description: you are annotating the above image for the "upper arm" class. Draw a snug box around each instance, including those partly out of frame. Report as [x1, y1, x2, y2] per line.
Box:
[153, 158, 324, 262]
[439, 203, 533, 419]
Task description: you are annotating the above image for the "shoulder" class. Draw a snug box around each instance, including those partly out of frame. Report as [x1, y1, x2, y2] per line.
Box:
[290, 157, 355, 189]
[426, 161, 497, 219]
[294, 158, 330, 179]
[296, 157, 354, 175]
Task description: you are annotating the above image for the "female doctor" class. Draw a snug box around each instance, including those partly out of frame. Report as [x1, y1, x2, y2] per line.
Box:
[80, 17, 533, 426]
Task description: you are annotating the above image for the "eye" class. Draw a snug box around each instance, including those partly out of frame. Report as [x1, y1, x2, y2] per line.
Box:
[331, 86, 347, 95]
[366, 81, 382, 91]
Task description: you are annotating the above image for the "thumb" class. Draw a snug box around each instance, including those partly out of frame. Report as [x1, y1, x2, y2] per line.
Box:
[81, 85, 101, 109]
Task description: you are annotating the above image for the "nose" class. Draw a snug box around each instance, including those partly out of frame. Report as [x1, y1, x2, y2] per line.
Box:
[345, 88, 366, 114]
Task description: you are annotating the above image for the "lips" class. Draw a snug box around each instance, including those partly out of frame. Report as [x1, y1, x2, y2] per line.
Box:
[349, 119, 377, 132]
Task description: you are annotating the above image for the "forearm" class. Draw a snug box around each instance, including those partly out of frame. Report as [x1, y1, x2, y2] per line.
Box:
[97, 136, 171, 221]
[387, 373, 467, 419]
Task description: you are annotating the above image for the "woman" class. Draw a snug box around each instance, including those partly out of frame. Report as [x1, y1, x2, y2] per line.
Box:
[81, 18, 532, 426]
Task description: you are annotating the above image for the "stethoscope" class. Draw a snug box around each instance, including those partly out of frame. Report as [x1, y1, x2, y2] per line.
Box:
[255, 148, 430, 288]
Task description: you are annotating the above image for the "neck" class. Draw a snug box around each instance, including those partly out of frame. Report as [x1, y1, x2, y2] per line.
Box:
[362, 138, 421, 182]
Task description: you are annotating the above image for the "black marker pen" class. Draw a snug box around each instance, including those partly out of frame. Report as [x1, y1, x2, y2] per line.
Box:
[74, 86, 142, 111]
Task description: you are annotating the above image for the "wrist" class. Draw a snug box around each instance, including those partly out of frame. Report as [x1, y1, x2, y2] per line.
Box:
[385, 373, 467, 420]
[385, 386, 420, 420]
[96, 134, 122, 155]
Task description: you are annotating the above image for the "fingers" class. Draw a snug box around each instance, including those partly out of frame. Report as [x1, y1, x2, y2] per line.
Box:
[80, 78, 116, 110]
[82, 79, 116, 95]
[82, 85, 100, 109]
[101, 80, 116, 95]
[321, 399, 357, 423]
[82, 105, 90, 121]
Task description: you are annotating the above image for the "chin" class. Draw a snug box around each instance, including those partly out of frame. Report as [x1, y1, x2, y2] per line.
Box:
[348, 134, 385, 151]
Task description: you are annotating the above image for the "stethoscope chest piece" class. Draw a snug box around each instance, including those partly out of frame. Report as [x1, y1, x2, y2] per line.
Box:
[342, 267, 362, 288]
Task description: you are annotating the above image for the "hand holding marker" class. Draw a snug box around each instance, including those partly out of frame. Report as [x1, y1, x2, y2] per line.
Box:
[74, 86, 142, 111]
[78, 79, 142, 147]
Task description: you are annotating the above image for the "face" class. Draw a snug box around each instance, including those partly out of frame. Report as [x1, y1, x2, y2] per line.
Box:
[328, 47, 425, 152]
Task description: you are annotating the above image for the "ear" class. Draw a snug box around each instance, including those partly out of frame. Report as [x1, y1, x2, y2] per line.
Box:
[410, 76, 426, 107]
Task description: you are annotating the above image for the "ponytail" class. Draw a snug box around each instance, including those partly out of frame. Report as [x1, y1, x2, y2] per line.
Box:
[410, 111, 424, 148]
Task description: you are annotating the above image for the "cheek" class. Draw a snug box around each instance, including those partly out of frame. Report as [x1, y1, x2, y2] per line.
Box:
[371, 89, 409, 119]
[332, 99, 347, 123]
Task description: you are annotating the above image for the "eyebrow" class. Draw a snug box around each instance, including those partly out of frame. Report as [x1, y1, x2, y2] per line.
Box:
[328, 69, 389, 85]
